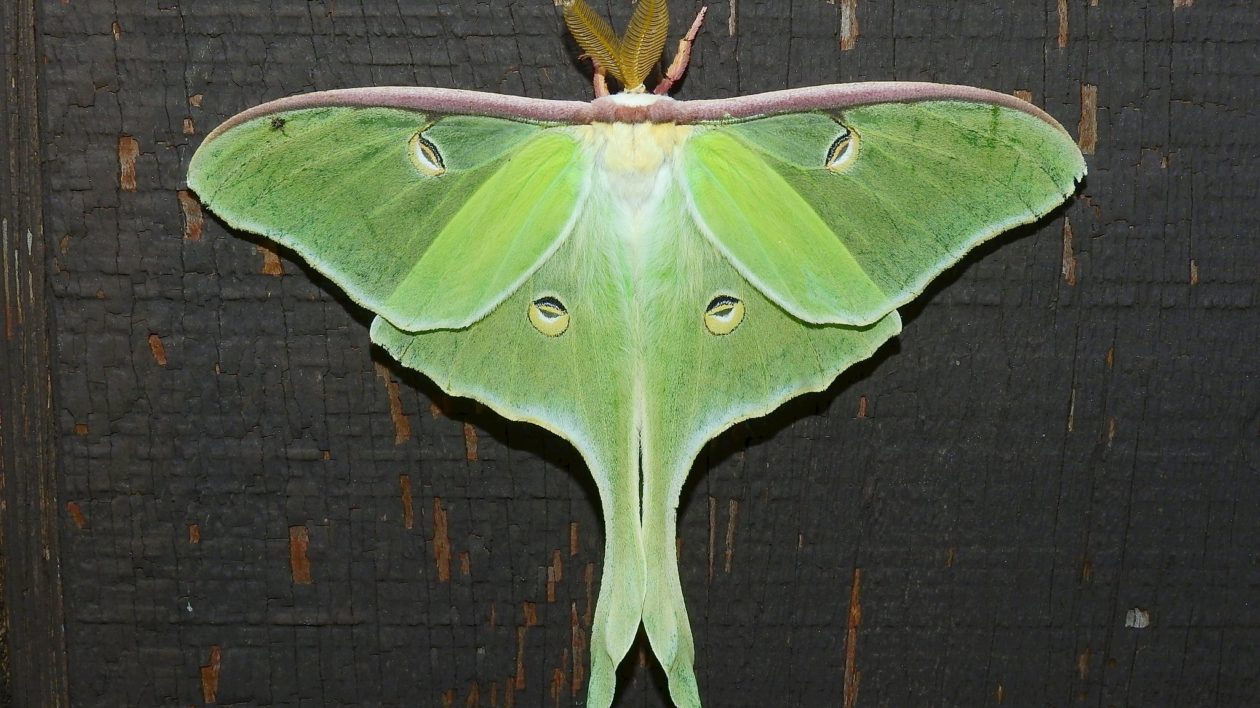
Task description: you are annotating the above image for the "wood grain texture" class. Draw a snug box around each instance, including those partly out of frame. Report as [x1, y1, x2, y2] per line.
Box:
[35, 1, 1260, 706]
[2, 0, 71, 706]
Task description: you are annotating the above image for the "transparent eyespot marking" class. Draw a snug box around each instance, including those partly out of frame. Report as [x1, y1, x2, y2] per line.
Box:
[528, 296, 570, 337]
[825, 124, 859, 172]
[409, 129, 446, 176]
[704, 295, 745, 336]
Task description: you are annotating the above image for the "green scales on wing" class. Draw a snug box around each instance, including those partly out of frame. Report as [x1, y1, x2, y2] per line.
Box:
[189, 108, 582, 330]
[188, 94, 1083, 707]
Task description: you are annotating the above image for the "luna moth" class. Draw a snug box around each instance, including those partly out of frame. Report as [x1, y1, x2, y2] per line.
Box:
[187, 1, 1086, 705]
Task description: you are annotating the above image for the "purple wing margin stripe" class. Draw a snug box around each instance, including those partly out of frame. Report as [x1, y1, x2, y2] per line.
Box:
[203, 87, 592, 140]
[669, 82, 1072, 133]
[203, 82, 1073, 142]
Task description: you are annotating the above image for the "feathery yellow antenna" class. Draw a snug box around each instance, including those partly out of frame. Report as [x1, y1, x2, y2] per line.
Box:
[620, 0, 670, 91]
[562, 0, 626, 85]
[563, 0, 672, 93]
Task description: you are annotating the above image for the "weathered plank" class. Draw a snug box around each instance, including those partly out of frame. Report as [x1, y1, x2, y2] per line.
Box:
[36, 1, 1260, 705]
[1, 0, 70, 705]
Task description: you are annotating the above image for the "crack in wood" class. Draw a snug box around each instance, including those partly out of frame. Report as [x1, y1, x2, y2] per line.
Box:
[514, 602, 540, 691]
[433, 496, 452, 582]
[256, 242, 284, 275]
[288, 525, 312, 584]
[199, 645, 221, 704]
[375, 363, 413, 444]
[65, 501, 86, 529]
[463, 422, 480, 461]
[724, 498, 739, 573]
[1062, 217, 1078, 285]
[842, 567, 862, 708]
[177, 190, 203, 241]
[707, 495, 717, 582]
[147, 333, 168, 366]
[546, 549, 563, 602]
[400, 474, 415, 529]
[839, 0, 859, 51]
[570, 602, 586, 695]
[1057, 0, 1069, 48]
[1078, 83, 1098, 154]
[117, 135, 139, 192]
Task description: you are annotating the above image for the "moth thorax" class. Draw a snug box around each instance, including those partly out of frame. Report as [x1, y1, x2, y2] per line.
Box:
[584, 122, 690, 206]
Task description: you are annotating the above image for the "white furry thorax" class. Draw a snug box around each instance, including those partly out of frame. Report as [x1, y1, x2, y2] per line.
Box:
[574, 115, 695, 247]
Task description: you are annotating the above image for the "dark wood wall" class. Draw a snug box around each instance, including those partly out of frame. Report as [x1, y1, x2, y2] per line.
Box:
[4, 0, 1258, 705]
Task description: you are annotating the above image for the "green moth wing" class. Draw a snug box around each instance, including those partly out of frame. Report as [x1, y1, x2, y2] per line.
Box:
[188, 98, 588, 330]
[371, 183, 902, 707]
[683, 99, 1087, 325]
[189, 82, 1084, 708]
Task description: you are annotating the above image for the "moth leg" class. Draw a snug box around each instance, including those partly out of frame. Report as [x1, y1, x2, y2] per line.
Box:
[580, 55, 611, 97]
[593, 60, 610, 98]
[654, 5, 708, 95]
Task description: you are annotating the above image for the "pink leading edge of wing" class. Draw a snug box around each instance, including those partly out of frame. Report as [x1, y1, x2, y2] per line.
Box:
[202, 86, 592, 140]
[203, 82, 1072, 142]
[666, 82, 1073, 133]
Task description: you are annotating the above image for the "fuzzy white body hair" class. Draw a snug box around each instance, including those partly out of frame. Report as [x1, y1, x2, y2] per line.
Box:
[573, 121, 707, 297]
[567, 119, 719, 487]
